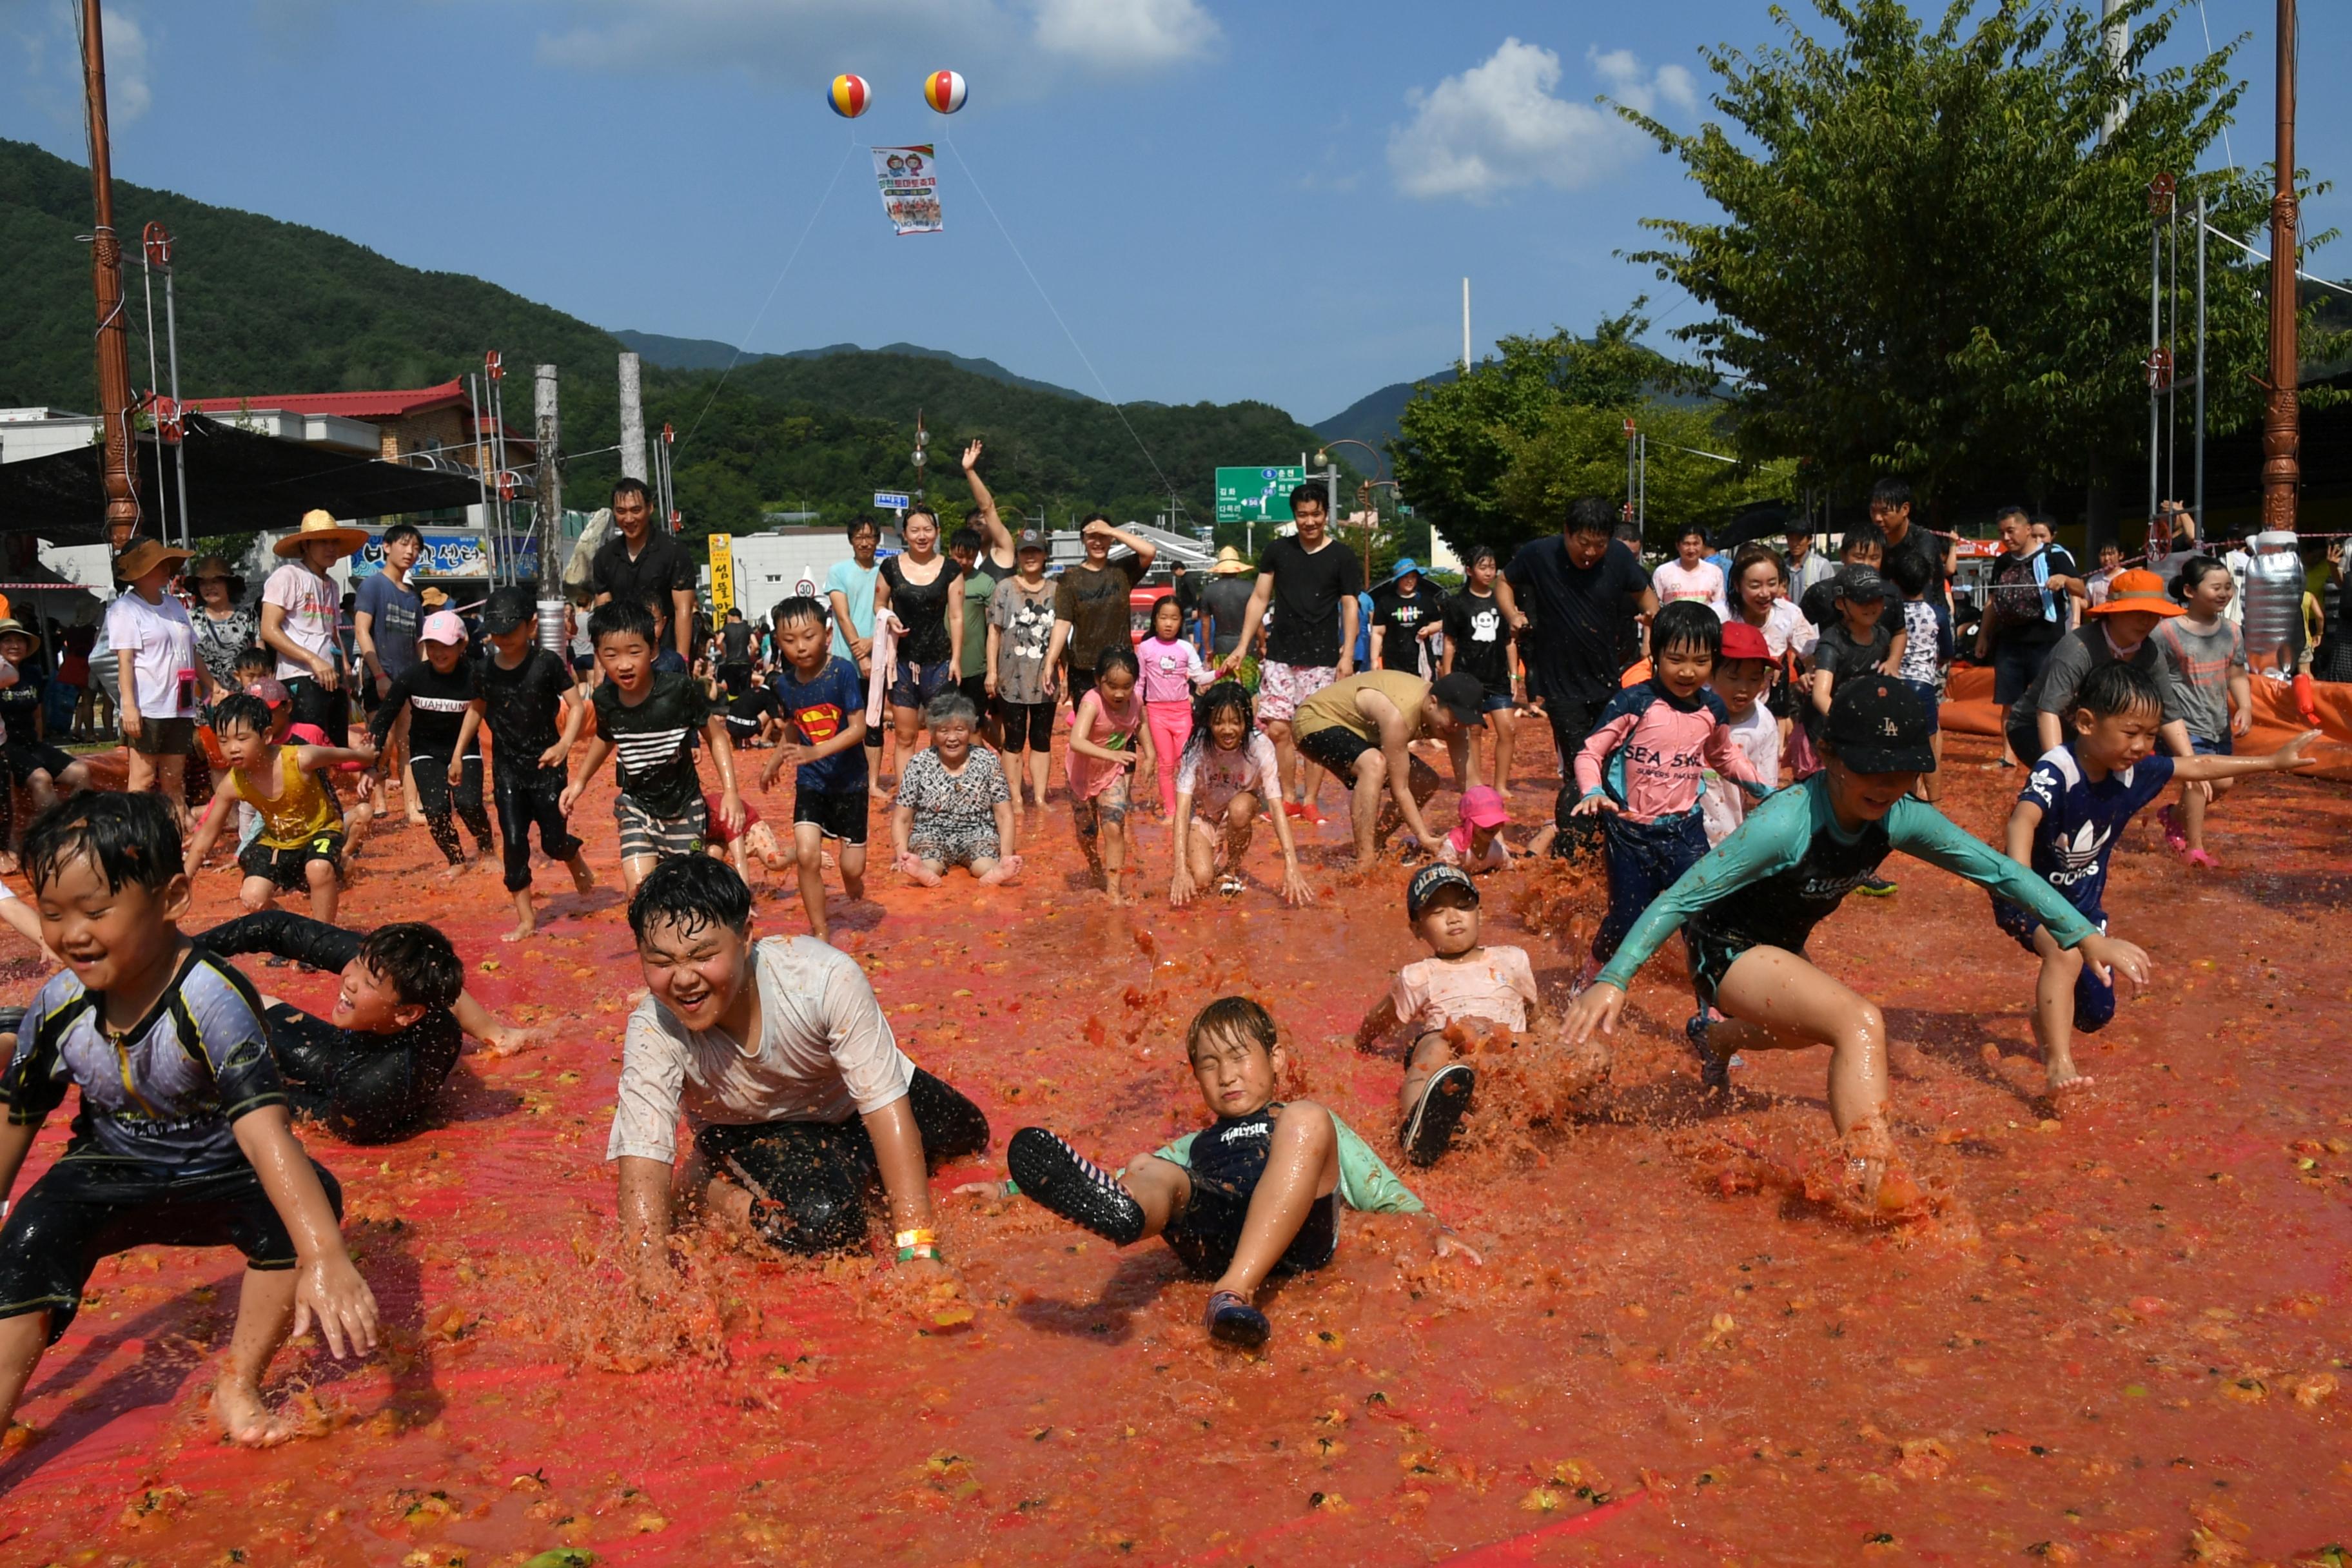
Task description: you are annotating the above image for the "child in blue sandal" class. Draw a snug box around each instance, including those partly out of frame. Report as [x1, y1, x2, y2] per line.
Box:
[1004, 996, 1478, 1349]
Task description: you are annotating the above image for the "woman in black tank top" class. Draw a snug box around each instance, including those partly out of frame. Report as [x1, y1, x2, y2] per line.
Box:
[872, 507, 966, 796]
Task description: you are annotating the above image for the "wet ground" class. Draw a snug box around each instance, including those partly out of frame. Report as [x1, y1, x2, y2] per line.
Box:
[1, 725, 2347, 1567]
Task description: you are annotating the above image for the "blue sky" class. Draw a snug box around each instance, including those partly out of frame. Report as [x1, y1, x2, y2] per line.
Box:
[4, 0, 2342, 423]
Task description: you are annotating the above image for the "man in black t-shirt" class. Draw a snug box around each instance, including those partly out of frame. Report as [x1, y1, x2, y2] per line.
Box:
[590, 478, 697, 673]
[1496, 496, 1656, 832]
[1199, 549, 1259, 658]
[1870, 476, 1955, 619]
[479, 587, 593, 939]
[1975, 505, 2083, 763]
[1367, 559, 1437, 674]
[716, 608, 756, 696]
[1217, 485, 1364, 814]
[1045, 513, 1158, 708]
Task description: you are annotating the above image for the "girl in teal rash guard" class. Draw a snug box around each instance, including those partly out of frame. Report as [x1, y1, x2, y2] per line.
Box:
[1560, 677, 2152, 1206]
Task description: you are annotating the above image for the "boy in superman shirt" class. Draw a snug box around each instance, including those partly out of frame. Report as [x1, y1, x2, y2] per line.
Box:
[759, 596, 872, 943]
[1570, 601, 1770, 990]
[1994, 660, 2317, 1098]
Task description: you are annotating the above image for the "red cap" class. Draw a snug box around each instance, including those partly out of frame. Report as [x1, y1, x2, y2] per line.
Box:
[1718, 620, 1773, 663]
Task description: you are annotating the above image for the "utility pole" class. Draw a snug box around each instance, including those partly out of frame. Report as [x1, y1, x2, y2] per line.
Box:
[2099, 0, 2130, 143]
[2259, 0, 2299, 532]
[534, 364, 560, 591]
[618, 350, 647, 484]
[2194, 191, 2207, 524]
[1461, 278, 1471, 373]
[78, 0, 139, 547]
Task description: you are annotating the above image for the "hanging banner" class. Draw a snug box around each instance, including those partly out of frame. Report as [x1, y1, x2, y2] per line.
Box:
[707, 534, 737, 616]
[871, 144, 943, 236]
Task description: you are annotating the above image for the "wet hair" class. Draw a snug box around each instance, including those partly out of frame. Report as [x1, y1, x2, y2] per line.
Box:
[925, 689, 980, 729]
[770, 594, 826, 629]
[1650, 600, 1723, 661]
[358, 921, 463, 1011]
[1994, 504, 2030, 529]
[1869, 478, 1913, 511]
[1079, 511, 1112, 529]
[1463, 544, 1499, 573]
[2073, 658, 2164, 720]
[1288, 484, 1326, 516]
[627, 852, 753, 945]
[724, 605, 743, 620]
[1095, 644, 1141, 681]
[1179, 680, 1257, 776]
[1565, 496, 1616, 538]
[1148, 594, 1181, 632]
[1885, 547, 1933, 598]
[2171, 554, 2230, 603]
[233, 645, 273, 678]
[381, 522, 422, 548]
[211, 692, 274, 738]
[904, 504, 939, 531]
[589, 598, 658, 648]
[24, 790, 184, 896]
[947, 525, 984, 556]
[612, 476, 651, 507]
[1838, 521, 1888, 560]
[1676, 522, 1710, 547]
[845, 514, 879, 543]
[1729, 545, 1784, 591]
[1186, 995, 1277, 1063]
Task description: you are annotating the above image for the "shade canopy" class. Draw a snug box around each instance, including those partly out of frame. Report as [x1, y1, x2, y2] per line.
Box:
[0, 413, 491, 544]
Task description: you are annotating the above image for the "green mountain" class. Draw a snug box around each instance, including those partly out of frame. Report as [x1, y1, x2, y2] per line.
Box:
[0, 136, 1340, 547]
[616, 328, 1095, 402]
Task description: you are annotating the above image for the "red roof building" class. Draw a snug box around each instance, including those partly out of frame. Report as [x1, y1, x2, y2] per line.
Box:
[184, 378, 532, 472]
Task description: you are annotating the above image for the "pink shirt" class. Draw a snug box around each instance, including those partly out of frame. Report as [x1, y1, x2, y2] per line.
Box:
[1066, 687, 1143, 800]
[1652, 560, 1727, 614]
[1573, 683, 1765, 825]
[1136, 636, 1208, 705]
[1390, 945, 1538, 1034]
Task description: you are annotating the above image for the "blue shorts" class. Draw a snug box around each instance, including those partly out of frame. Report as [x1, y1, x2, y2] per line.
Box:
[2190, 733, 2232, 756]
[1477, 685, 1516, 715]
[1990, 896, 2115, 1033]
[888, 658, 953, 710]
[1899, 677, 1940, 724]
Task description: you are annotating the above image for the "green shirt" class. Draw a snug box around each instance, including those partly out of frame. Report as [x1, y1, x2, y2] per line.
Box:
[1153, 1112, 1424, 1215]
[960, 559, 1002, 678]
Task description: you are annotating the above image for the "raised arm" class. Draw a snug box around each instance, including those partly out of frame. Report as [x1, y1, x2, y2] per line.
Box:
[960, 441, 1013, 558]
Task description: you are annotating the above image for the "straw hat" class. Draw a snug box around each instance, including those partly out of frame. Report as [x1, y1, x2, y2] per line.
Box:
[273, 508, 371, 560]
[113, 538, 193, 582]
[1210, 545, 1252, 576]
[0, 618, 39, 652]
[186, 554, 247, 600]
[419, 586, 450, 609]
[2085, 568, 2184, 618]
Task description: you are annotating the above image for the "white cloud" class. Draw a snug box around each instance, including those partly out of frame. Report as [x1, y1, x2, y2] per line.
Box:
[528, 0, 1213, 85]
[102, 10, 151, 121]
[8, 0, 152, 129]
[1032, 0, 1217, 69]
[1387, 38, 1689, 203]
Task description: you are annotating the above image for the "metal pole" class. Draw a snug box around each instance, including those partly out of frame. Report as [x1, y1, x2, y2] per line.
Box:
[160, 242, 188, 546]
[77, 0, 138, 546]
[1461, 277, 1471, 372]
[469, 372, 491, 557]
[138, 244, 168, 547]
[618, 351, 647, 483]
[2148, 215, 2161, 529]
[2194, 191, 2206, 525]
[2167, 196, 2178, 512]
[534, 364, 560, 591]
[2259, 0, 2300, 532]
[1324, 462, 1338, 534]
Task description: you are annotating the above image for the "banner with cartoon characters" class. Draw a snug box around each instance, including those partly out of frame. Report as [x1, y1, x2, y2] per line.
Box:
[872, 145, 942, 236]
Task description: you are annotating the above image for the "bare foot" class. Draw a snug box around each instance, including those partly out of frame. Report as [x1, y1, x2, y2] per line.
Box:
[500, 920, 536, 943]
[2044, 1062, 2095, 1103]
[568, 860, 596, 894]
[211, 1378, 297, 1449]
[438, 862, 467, 882]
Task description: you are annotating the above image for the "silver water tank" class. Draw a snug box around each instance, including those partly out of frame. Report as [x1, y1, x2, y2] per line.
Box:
[536, 598, 567, 656]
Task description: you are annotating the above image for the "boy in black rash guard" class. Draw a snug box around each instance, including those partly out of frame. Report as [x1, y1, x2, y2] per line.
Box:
[476, 588, 595, 942]
[0, 793, 377, 1447]
[369, 610, 494, 876]
[1004, 997, 1477, 1350]
[1560, 678, 2152, 1210]
[192, 912, 527, 1142]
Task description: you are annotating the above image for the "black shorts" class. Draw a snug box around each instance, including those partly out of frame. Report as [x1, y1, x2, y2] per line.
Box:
[0, 739, 76, 785]
[1295, 723, 1375, 777]
[997, 698, 1057, 752]
[1162, 1179, 1338, 1280]
[792, 787, 870, 846]
[239, 830, 346, 890]
[128, 716, 198, 757]
[0, 1155, 343, 1342]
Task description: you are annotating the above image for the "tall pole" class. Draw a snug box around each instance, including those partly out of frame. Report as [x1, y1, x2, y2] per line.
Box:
[2259, 0, 2300, 533]
[2194, 191, 2207, 524]
[79, 0, 139, 547]
[2148, 190, 2163, 533]
[2099, 0, 2130, 143]
[1460, 278, 1471, 373]
[618, 351, 647, 484]
[534, 364, 560, 589]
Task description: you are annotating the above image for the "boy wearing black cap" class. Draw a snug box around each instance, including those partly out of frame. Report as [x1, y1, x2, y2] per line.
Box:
[1559, 677, 2151, 1212]
[1286, 669, 1486, 872]
[1353, 864, 1560, 1166]
[478, 586, 595, 941]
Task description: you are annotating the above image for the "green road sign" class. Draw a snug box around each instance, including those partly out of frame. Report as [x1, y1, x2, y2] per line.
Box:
[1215, 466, 1309, 524]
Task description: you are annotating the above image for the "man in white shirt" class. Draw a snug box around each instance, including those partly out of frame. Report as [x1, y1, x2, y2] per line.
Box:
[608, 856, 988, 1275]
[261, 510, 370, 745]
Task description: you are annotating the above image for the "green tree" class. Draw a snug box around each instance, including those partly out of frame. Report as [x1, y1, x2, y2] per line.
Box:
[1391, 308, 1711, 557]
[1496, 402, 1794, 542]
[1620, 0, 2333, 513]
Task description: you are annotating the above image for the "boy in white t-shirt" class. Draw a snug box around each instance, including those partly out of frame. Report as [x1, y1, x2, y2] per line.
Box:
[1651, 524, 1729, 616]
[1353, 866, 1553, 1167]
[1701, 620, 1782, 845]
